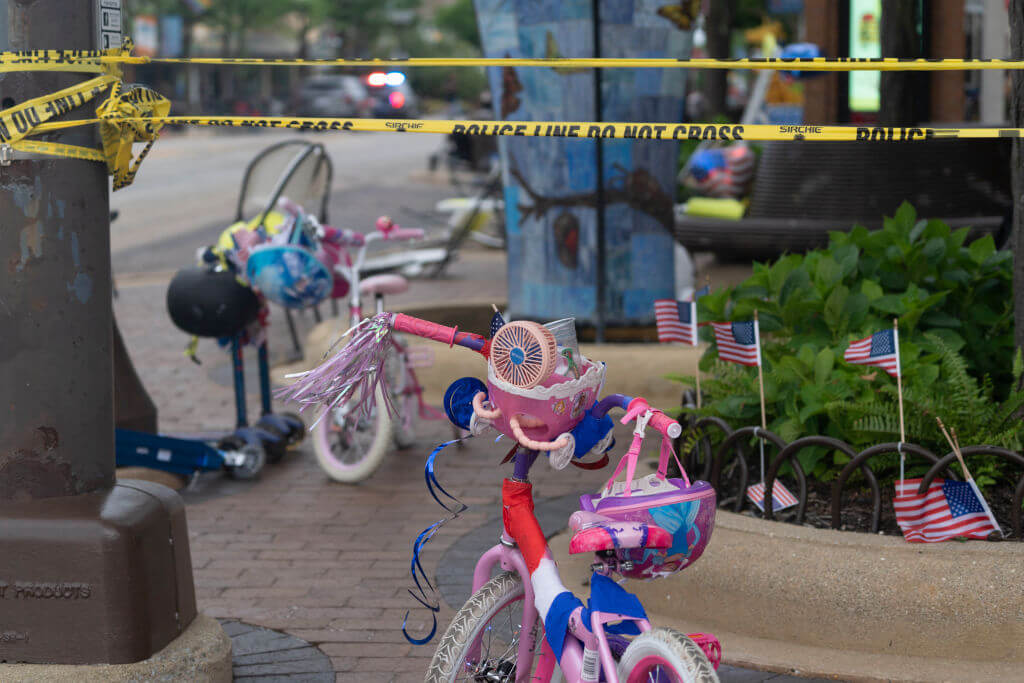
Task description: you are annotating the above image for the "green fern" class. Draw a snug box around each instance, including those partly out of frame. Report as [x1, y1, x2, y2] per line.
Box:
[838, 338, 1024, 458]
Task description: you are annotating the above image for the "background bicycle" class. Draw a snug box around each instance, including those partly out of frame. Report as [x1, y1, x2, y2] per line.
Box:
[304, 215, 446, 483]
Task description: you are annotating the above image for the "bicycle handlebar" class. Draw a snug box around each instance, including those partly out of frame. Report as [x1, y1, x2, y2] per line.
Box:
[391, 313, 488, 354]
[592, 394, 681, 439]
[321, 225, 365, 248]
[375, 216, 424, 242]
[386, 227, 425, 241]
[648, 410, 682, 439]
[591, 394, 633, 420]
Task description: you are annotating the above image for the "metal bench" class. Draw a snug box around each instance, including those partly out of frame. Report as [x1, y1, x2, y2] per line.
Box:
[674, 139, 1012, 259]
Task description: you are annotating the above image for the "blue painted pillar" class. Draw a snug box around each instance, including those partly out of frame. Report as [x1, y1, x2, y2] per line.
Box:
[474, 0, 691, 327]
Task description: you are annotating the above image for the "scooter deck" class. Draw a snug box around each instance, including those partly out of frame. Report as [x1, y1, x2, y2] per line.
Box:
[116, 429, 225, 476]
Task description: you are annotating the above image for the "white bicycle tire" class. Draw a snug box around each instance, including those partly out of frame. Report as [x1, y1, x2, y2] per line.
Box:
[426, 572, 528, 682]
[311, 386, 392, 483]
[617, 628, 719, 683]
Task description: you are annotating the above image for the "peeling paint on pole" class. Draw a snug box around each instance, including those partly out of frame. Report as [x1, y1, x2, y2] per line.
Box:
[0, 0, 114, 499]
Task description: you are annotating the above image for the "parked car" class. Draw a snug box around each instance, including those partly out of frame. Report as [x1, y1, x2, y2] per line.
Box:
[298, 75, 371, 118]
[364, 71, 420, 118]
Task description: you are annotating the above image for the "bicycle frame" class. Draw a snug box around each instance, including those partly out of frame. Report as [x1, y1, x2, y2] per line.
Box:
[331, 229, 384, 328]
[469, 507, 652, 683]
[324, 223, 442, 426]
[455, 393, 687, 682]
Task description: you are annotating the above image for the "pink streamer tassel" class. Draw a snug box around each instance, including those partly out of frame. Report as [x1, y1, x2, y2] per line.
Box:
[275, 312, 397, 419]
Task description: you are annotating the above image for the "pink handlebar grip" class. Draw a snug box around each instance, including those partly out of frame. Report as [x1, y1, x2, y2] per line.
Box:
[622, 397, 682, 439]
[649, 411, 683, 439]
[388, 227, 424, 241]
[391, 313, 488, 354]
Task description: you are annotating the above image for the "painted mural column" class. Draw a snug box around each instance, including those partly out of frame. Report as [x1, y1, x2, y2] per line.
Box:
[474, 0, 691, 330]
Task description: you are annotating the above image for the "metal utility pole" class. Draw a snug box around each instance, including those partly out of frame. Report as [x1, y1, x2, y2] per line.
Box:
[0, 0, 114, 502]
[1011, 0, 1024, 358]
[0, 0, 196, 665]
[592, 0, 606, 343]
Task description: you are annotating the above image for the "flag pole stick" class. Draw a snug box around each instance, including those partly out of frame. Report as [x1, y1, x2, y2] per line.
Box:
[894, 318, 906, 485]
[937, 418, 1003, 537]
[755, 310, 766, 483]
[936, 418, 970, 480]
[694, 297, 702, 410]
[755, 311, 766, 432]
[695, 275, 710, 411]
[695, 356, 702, 409]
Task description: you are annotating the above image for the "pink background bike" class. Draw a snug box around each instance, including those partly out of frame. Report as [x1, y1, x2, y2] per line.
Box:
[308, 216, 443, 482]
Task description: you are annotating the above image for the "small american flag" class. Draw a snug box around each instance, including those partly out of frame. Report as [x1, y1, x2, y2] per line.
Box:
[746, 480, 798, 513]
[693, 284, 710, 299]
[844, 329, 900, 378]
[654, 299, 697, 345]
[710, 321, 760, 366]
[893, 478, 1000, 543]
[489, 310, 506, 338]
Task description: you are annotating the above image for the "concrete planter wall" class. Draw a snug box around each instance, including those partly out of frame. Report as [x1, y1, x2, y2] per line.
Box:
[553, 511, 1024, 682]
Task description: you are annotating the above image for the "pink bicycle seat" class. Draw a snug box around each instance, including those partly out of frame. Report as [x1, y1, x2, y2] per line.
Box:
[567, 510, 672, 555]
[359, 274, 409, 297]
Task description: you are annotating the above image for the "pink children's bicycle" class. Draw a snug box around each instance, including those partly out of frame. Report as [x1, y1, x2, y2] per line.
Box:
[297, 213, 444, 482]
[281, 312, 721, 681]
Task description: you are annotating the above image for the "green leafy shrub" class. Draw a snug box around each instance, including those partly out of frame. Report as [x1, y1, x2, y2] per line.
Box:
[676, 203, 1019, 484]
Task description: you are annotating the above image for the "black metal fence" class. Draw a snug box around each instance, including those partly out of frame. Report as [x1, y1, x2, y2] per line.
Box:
[677, 396, 1024, 540]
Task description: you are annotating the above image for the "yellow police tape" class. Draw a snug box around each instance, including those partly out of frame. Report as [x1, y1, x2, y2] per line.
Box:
[10, 139, 107, 163]
[7, 54, 1022, 72]
[0, 41, 169, 188]
[0, 73, 117, 147]
[30, 116, 1024, 143]
[96, 80, 170, 189]
[128, 56, 1024, 71]
[1, 41, 1023, 191]
[6, 48, 1024, 72]
[0, 49, 110, 73]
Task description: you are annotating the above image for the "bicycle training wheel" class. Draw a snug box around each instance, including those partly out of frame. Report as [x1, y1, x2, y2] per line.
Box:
[617, 628, 719, 683]
[426, 571, 529, 683]
[311, 385, 392, 483]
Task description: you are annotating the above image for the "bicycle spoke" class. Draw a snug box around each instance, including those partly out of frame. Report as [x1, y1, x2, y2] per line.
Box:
[456, 595, 523, 682]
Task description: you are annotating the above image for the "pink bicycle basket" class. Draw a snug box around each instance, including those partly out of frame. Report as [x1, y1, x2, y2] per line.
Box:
[482, 355, 605, 444]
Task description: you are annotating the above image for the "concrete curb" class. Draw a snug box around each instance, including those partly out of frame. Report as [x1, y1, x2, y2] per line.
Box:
[550, 511, 1024, 683]
[0, 613, 232, 682]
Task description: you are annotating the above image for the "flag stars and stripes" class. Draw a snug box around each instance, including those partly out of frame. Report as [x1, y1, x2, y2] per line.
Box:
[710, 321, 760, 366]
[654, 299, 697, 346]
[746, 480, 798, 512]
[893, 478, 998, 543]
[844, 329, 899, 377]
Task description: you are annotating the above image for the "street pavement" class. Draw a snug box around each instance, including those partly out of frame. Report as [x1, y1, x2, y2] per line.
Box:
[113, 130, 834, 682]
[110, 128, 444, 258]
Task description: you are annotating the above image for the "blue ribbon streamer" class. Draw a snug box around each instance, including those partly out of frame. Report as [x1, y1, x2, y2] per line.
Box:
[403, 437, 471, 644]
[425, 439, 469, 514]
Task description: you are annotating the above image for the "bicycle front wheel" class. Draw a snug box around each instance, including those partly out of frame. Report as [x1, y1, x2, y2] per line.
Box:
[311, 386, 392, 483]
[617, 628, 719, 683]
[426, 571, 529, 683]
